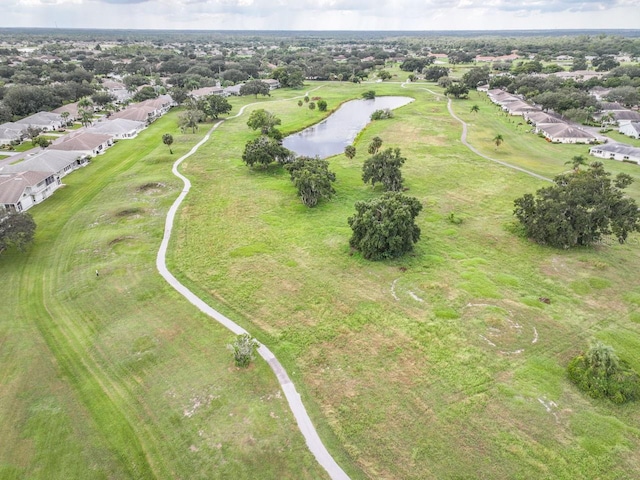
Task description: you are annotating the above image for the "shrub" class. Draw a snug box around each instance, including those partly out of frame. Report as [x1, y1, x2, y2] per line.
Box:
[568, 341, 640, 404]
[228, 333, 259, 368]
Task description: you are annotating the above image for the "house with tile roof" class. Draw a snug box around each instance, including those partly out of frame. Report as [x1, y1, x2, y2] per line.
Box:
[0, 150, 90, 179]
[87, 118, 145, 140]
[537, 123, 597, 144]
[590, 143, 640, 164]
[49, 131, 113, 156]
[0, 170, 60, 212]
[15, 111, 65, 131]
[619, 122, 640, 140]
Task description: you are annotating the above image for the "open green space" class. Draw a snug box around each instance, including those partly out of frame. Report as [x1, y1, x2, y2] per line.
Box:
[170, 81, 640, 479]
[0, 109, 326, 479]
[2, 80, 640, 480]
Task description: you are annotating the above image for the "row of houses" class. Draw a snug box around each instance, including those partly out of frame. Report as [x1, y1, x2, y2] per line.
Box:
[0, 112, 66, 146]
[189, 79, 280, 99]
[0, 95, 174, 213]
[485, 88, 598, 144]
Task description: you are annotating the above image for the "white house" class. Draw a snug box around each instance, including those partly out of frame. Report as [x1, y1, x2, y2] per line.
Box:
[86, 118, 145, 140]
[0, 170, 60, 212]
[613, 110, 640, 126]
[524, 111, 564, 126]
[262, 79, 280, 90]
[619, 122, 640, 139]
[15, 111, 65, 132]
[0, 150, 90, 179]
[49, 132, 113, 156]
[190, 86, 225, 98]
[589, 143, 640, 164]
[537, 123, 597, 144]
[0, 122, 27, 146]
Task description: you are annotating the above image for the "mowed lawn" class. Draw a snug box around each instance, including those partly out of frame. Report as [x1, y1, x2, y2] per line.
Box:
[0, 110, 326, 479]
[171, 81, 640, 479]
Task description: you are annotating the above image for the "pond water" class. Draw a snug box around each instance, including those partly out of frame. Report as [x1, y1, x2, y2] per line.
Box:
[282, 96, 414, 159]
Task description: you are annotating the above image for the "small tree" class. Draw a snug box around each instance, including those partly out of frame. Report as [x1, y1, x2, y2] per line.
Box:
[32, 136, 50, 148]
[367, 136, 383, 155]
[0, 209, 36, 254]
[470, 105, 480, 114]
[493, 134, 504, 149]
[60, 111, 70, 126]
[285, 157, 336, 207]
[317, 100, 328, 111]
[565, 155, 588, 172]
[377, 70, 392, 81]
[344, 145, 356, 159]
[308, 101, 316, 110]
[205, 95, 232, 119]
[362, 147, 406, 191]
[362, 90, 376, 100]
[178, 108, 204, 133]
[297, 100, 303, 107]
[304, 95, 310, 103]
[348, 192, 423, 260]
[162, 133, 174, 154]
[228, 333, 259, 368]
[568, 341, 640, 404]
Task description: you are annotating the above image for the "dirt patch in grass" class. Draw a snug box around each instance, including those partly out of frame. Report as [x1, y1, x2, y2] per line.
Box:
[108, 235, 135, 246]
[138, 182, 166, 192]
[114, 207, 145, 218]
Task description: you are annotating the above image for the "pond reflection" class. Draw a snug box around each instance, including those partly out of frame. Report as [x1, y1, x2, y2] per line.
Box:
[283, 96, 414, 159]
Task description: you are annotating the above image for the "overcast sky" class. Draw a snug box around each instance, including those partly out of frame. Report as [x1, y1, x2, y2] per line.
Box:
[3, 0, 640, 31]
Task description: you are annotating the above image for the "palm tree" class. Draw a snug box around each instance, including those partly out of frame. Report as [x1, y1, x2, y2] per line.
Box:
[565, 155, 588, 172]
[162, 133, 174, 154]
[60, 111, 70, 126]
[493, 134, 504, 150]
[78, 97, 94, 111]
[79, 109, 93, 128]
[470, 105, 480, 114]
[368, 136, 383, 155]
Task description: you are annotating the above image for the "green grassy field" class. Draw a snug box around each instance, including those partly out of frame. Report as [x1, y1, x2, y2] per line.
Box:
[0, 110, 327, 479]
[3, 81, 640, 480]
[170, 81, 640, 479]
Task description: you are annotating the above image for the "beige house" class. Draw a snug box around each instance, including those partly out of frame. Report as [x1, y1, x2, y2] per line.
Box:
[0, 170, 60, 212]
[49, 132, 113, 156]
[537, 123, 597, 144]
[590, 143, 640, 164]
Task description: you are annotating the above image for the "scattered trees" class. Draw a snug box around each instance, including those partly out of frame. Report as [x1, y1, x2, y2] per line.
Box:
[0, 209, 36, 254]
[362, 90, 376, 100]
[400, 56, 435, 72]
[348, 192, 423, 260]
[344, 145, 356, 159]
[162, 133, 174, 154]
[423, 66, 450, 82]
[513, 162, 640, 248]
[377, 70, 392, 81]
[362, 147, 406, 191]
[178, 108, 205, 133]
[285, 156, 336, 207]
[568, 341, 639, 404]
[228, 333, 259, 368]
[203, 95, 232, 119]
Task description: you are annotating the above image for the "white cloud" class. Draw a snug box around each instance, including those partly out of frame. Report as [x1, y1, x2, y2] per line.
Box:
[2, 0, 639, 29]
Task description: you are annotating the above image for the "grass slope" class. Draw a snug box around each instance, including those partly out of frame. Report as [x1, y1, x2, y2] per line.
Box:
[171, 81, 640, 479]
[0, 111, 326, 479]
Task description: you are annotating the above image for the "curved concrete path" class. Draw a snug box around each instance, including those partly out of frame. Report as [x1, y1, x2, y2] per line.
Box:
[156, 99, 350, 480]
[402, 83, 553, 183]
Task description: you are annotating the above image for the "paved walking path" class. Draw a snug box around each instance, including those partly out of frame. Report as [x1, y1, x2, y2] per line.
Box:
[156, 97, 350, 480]
[402, 82, 553, 183]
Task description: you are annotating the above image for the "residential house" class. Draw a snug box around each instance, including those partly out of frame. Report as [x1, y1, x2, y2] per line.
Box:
[537, 123, 597, 144]
[49, 131, 113, 156]
[0, 170, 60, 212]
[590, 143, 640, 164]
[612, 110, 640, 126]
[86, 118, 145, 140]
[502, 100, 540, 116]
[223, 84, 243, 96]
[0, 149, 90, 179]
[524, 111, 564, 126]
[15, 111, 65, 132]
[619, 122, 640, 139]
[190, 86, 225, 98]
[110, 105, 157, 124]
[0, 122, 27, 146]
[262, 79, 280, 90]
[52, 102, 81, 122]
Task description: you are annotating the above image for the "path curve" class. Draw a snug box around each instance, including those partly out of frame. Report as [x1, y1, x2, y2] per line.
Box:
[402, 83, 552, 183]
[156, 97, 350, 480]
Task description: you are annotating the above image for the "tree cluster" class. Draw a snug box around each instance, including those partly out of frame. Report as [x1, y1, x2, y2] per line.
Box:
[513, 162, 640, 248]
[0, 210, 36, 253]
[285, 157, 336, 207]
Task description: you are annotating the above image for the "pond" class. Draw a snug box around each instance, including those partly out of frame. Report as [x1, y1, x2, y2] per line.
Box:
[282, 96, 414, 159]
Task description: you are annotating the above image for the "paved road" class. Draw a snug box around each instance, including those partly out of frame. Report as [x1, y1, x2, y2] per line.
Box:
[156, 97, 350, 480]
